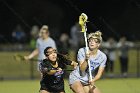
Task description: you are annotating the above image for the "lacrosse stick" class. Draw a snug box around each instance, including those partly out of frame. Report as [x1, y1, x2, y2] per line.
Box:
[79, 13, 92, 81]
[13, 54, 42, 62]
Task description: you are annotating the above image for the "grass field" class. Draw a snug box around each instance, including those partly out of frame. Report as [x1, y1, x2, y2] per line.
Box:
[0, 78, 140, 93]
[0, 50, 139, 93]
[0, 49, 139, 79]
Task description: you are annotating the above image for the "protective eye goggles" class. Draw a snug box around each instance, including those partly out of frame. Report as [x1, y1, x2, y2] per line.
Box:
[88, 38, 100, 43]
[46, 49, 57, 56]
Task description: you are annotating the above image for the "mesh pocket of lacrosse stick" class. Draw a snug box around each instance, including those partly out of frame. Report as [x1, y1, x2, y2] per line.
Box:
[13, 54, 25, 61]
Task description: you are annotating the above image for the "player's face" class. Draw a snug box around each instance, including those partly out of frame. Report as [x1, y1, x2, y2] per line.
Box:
[40, 29, 49, 39]
[46, 48, 57, 62]
[88, 38, 100, 50]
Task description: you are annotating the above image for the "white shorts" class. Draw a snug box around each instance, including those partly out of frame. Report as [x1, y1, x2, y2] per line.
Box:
[69, 70, 89, 85]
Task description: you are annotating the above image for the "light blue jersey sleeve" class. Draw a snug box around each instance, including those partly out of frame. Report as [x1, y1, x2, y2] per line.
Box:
[77, 48, 86, 63]
[99, 53, 107, 68]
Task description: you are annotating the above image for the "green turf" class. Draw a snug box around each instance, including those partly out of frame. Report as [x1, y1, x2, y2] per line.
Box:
[0, 78, 140, 93]
[0, 49, 139, 79]
[0, 51, 40, 78]
[113, 49, 139, 74]
[0, 50, 140, 93]
[97, 78, 140, 93]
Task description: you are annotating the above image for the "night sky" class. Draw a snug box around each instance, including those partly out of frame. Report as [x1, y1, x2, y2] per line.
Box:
[0, 0, 140, 42]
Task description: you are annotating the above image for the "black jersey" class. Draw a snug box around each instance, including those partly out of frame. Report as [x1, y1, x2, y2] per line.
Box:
[39, 54, 72, 92]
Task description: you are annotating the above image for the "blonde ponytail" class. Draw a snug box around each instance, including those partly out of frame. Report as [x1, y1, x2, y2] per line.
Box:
[88, 31, 102, 43]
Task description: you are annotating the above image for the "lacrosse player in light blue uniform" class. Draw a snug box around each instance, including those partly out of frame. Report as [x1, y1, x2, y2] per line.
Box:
[69, 31, 107, 93]
[24, 25, 57, 71]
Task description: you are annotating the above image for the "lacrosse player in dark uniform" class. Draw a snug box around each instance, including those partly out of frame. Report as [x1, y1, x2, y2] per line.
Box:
[39, 47, 77, 93]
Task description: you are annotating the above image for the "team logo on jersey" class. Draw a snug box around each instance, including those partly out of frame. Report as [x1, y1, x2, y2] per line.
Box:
[54, 70, 64, 83]
[54, 70, 64, 76]
[89, 60, 100, 72]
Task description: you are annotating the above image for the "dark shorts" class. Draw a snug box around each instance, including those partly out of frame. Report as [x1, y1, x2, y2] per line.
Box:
[40, 80, 65, 93]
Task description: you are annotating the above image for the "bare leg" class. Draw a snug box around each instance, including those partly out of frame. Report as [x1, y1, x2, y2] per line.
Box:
[89, 86, 101, 93]
[83, 85, 101, 93]
[40, 90, 50, 93]
[70, 81, 85, 93]
[83, 85, 91, 93]
[60, 92, 65, 93]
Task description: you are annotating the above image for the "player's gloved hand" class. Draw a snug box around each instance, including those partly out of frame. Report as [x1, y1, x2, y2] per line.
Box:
[89, 79, 95, 86]
[24, 56, 30, 60]
[24, 54, 34, 61]
[56, 68, 62, 72]
[86, 52, 90, 61]
[72, 61, 78, 69]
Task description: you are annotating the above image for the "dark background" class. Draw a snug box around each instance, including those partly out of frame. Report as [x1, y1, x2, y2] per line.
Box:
[0, 0, 140, 42]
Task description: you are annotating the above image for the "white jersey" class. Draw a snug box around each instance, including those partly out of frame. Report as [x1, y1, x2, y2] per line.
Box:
[36, 37, 57, 60]
[69, 47, 107, 85]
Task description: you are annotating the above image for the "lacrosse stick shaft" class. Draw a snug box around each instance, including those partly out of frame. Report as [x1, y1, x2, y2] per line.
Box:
[84, 28, 92, 81]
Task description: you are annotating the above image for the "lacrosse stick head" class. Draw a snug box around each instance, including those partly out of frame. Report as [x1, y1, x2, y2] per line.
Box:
[13, 54, 25, 62]
[79, 13, 88, 32]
